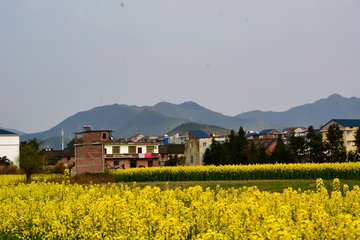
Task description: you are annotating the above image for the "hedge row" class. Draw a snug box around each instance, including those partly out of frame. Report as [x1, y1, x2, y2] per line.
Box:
[113, 162, 360, 182]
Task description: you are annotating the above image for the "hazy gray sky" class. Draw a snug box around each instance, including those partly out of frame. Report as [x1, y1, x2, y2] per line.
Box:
[1, 0, 360, 133]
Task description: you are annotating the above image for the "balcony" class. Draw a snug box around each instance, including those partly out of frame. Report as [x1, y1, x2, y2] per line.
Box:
[105, 153, 160, 159]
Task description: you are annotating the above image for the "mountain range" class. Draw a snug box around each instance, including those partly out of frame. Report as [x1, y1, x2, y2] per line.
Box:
[15, 93, 360, 149]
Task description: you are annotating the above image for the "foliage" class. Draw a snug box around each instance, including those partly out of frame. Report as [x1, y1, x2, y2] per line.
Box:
[305, 125, 326, 163]
[271, 134, 293, 163]
[354, 127, 360, 157]
[0, 178, 360, 239]
[326, 124, 347, 162]
[288, 131, 306, 162]
[19, 138, 44, 183]
[0, 156, 11, 166]
[67, 138, 75, 149]
[166, 154, 186, 166]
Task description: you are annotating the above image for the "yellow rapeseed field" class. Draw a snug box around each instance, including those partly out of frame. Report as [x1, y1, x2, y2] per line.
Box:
[0, 176, 359, 239]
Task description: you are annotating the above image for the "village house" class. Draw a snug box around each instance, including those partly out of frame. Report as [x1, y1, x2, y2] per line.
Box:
[320, 119, 360, 153]
[41, 148, 75, 167]
[258, 129, 282, 139]
[158, 144, 185, 166]
[0, 129, 20, 166]
[184, 130, 226, 166]
[282, 127, 307, 138]
[73, 127, 160, 174]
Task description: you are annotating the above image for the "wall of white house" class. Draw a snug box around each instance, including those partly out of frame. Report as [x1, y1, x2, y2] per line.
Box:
[104, 144, 159, 154]
[0, 135, 20, 166]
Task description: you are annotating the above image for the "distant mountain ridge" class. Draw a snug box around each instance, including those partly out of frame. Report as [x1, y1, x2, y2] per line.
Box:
[18, 94, 360, 149]
[235, 94, 360, 128]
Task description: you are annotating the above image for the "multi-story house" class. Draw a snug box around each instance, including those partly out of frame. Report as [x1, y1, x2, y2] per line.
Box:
[320, 119, 360, 153]
[184, 130, 226, 166]
[74, 127, 160, 174]
[0, 129, 20, 166]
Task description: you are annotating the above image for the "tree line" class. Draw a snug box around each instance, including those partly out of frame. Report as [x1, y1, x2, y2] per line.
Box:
[203, 125, 360, 166]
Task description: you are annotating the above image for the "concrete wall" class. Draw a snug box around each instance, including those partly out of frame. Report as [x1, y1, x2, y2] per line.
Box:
[0, 135, 20, 166]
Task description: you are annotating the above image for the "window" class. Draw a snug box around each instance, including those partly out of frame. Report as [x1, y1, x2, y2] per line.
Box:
[148, 160, 153, 167]
[128, 146, 136, 154]
[347, 131, 353, 137]
[190, 156, 193, 163]
[347, 141, 353, 147]
[114, 161, 119, 166]
[103, 133, 107, 139]
[146, 146, 154, 153]
[190, 142, 193, 148]
[130, 160, 136, 168]
[203, 142, 207, 147]
[112, 146, 120, 154]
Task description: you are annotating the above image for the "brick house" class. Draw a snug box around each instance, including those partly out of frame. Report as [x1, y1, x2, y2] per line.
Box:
[258, 129, 281, 139]
[74, 128, 160, 174]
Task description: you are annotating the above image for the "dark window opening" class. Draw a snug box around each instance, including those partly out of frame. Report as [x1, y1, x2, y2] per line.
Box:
[148, 160, 153, 167]
[130, 160, 136, 168]
[103, 133, 107, 139]
[114, 161, 119, 166]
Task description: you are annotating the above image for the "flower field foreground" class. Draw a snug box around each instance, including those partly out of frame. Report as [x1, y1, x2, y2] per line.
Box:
[113, 162, 360, 182]
[1, 179, 360, 239]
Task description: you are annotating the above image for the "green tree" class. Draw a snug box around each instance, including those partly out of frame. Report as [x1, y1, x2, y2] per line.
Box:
[245, 141, 259, 164]
[19, 139, 44, 182]
[0, 156, 11, 166]
[325, 124, 347, 162]
[271, 135, 293, 163]
[67, 138, 75, 149]
[203, 138, 228, 165]
[305, 126, 326, 163]
[288, 131, 306, 162]
[224, 130, 237, 165]
[257, 143, 270, 164]
[235, 126, 248, 164]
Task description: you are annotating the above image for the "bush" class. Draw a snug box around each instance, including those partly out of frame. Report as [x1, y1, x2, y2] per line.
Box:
[53, 162, 66, 174]
[0, 164, 19, 174]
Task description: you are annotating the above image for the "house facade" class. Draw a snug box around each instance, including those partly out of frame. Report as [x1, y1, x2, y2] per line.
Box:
[184, 130, 225, 166]
[282, 127, 307, 138]
[0, 129, 20, 166]
[320, 119, 360, 153]
[74, 128, 160, 174]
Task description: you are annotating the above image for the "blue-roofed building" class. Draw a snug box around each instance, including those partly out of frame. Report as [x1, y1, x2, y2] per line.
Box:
[320, 119, 360, 153]
[185, 130, 224, 166]
[258, 129, 281, 139]
[0, 129, 20, 166]
[189, 130, 209, 139]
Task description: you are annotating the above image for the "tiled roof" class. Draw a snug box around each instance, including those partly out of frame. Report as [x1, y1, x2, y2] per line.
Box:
[0, 129, 18, 135]
[246, 133, 258, 138]
[332, 119, 360, 127]
[41, 148, 75, 160]
[258, 129, 275, 135]
[189, 130, 209, 139]
[128, 134, 141, 139]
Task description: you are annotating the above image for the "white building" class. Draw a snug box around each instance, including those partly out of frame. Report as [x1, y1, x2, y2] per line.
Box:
[0, 129, 20, 166]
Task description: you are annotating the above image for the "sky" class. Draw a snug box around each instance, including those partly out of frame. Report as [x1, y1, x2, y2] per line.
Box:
[1, 0, 360, 134]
